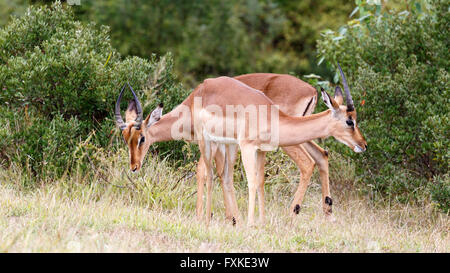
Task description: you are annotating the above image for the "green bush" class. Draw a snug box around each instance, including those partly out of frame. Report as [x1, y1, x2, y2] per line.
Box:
[0, 2, 189, 183]
[0, 107, 84, 183]
[65, 0, 355, 85]
[139, 53, 192, 162]
[316, 0, 449, 209]
[0, 2, 152, 126]
[429, 174, 450, 213]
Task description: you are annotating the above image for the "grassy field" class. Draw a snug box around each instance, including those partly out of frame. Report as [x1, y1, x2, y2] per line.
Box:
[0, 150, 448, 253]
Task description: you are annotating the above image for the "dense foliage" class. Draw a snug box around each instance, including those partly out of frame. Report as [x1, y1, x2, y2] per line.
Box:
[0, 3, 188, 183]
[317, 0, 449, 211]
[1, 0, 355, 85]
[74, 0, 355, 84]
[0, 1, 447, 213]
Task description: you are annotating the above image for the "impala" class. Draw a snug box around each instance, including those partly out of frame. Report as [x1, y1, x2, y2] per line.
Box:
[115, 76, 325, 224]
[114, 65, 366, 225]
[193, 76, 366, 226]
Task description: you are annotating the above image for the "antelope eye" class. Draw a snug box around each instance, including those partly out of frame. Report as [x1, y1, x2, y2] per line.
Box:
[139, 136, 145, 145]
[346, 119, 354, 126]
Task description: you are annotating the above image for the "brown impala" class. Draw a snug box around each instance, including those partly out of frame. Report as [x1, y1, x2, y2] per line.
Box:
[114, 64, 366, 226]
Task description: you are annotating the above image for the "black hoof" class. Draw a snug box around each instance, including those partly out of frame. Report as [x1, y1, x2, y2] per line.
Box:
[325, 196, 333, 206]
[293, 204, 301, 215]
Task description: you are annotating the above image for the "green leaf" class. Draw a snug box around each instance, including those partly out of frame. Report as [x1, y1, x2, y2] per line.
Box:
[349, 7, 359, 18]
[303, 73, 322, 79]
[317, 56, 325, 66]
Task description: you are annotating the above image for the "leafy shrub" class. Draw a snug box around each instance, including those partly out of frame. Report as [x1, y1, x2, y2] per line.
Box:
[0, 2, 189, 183]
[316, 0, 449, 209]
[0, 2, 152, 126]
[65, 0, 355, 85]
[139, 53, 192, 162]
[429, 174, 449, 213]
[0, 107, 84, 184]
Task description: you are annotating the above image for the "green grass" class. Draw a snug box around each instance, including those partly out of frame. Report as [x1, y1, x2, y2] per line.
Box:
[0, 150, 448, 252]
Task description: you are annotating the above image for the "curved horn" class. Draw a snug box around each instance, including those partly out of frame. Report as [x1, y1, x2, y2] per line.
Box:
[115, 83, 127, 130]
[337, 62, 354, 111]
[127, 82, 143, 129]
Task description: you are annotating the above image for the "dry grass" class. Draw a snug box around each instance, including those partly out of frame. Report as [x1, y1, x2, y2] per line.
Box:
[0, 151, 448, 253]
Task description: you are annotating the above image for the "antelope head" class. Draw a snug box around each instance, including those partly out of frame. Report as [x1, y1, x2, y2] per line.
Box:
[320, 63, 367, 153]
[115, 83, 163, 172]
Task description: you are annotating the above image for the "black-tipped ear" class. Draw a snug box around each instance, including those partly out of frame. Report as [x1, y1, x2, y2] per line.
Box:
[334, 86, 344, 105]
[158, 102, 164, 108]
[321, 89, 339, 111]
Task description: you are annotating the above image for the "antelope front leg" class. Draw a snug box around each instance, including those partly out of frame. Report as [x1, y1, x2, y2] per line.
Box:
[221, 172, 241, 226]
[256, 151, 266, 225]
[205, 167, 213, 226]
[214, 147, 236, 221]
[198, 139, 216, 226]
[282, 145, 315, 216]
[240, 145, 259, 227]
[221, 144, 241, 226]
[303, 141, 335, 221]
[196, 155, 206, 222]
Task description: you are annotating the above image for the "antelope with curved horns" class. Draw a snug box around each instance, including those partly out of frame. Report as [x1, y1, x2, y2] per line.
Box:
[114, 82, 163, 172]
[193, 75, 366, 226]
[114, 65, 366, 225]
[115, 75, 326, 224]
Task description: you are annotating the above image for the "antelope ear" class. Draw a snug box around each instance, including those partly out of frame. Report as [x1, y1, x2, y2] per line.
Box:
[125, 100, 138, 123]
[145, 103, 163, 128]
[321, 89, 339, 111]
[334, 86, 344, 105]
